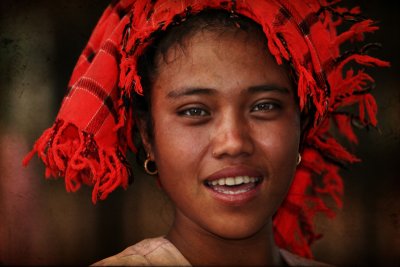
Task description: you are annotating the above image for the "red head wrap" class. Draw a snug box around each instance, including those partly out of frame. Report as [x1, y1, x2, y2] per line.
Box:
[23, 0, 389, 258]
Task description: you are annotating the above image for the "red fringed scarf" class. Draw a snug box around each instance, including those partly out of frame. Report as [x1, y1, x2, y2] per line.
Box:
[23, 0, 389, 258]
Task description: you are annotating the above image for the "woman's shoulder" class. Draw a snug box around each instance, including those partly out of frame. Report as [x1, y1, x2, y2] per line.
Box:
[280, 249, 334, 266]
[91, 236, 191, 266]
[91, 237, 332, 266]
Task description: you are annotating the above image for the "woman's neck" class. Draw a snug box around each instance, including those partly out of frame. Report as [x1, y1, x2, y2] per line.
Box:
[166, 212, 284, 266]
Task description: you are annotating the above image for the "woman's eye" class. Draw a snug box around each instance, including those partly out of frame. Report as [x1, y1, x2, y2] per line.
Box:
[252, 102, 280, 112]
[179, 107, 210, 117]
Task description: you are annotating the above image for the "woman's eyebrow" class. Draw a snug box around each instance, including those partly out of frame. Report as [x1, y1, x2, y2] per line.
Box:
[247, 85, 290, 95]
[167, 87, 217, 98]
[166, 85, 289, 99]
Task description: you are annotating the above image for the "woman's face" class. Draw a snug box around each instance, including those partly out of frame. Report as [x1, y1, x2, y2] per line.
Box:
[142, 29, 300, 239]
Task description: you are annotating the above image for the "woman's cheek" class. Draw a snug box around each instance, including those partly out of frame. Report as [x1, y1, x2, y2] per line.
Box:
[256, 121, 299, 165]
[153, 117, 209, 170]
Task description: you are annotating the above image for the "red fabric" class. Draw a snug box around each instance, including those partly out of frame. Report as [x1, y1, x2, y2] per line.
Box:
[23, 0, 389, 258]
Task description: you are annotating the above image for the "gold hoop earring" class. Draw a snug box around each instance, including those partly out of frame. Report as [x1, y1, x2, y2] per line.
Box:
[144, 155, 158, 175]
[297, 153, 302, 166]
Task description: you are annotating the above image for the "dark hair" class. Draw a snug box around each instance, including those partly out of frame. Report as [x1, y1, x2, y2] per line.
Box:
[132, 9, 301, 166]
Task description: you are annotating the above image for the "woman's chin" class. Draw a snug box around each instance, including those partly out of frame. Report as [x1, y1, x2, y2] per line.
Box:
[208, 219, 271, 241]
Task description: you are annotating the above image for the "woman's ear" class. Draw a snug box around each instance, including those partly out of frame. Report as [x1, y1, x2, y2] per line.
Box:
[299, 112, 311, 152]
[136, 117, 154, 159]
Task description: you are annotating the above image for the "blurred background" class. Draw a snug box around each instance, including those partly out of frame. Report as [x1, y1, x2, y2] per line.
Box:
[0, 0, 398, 265]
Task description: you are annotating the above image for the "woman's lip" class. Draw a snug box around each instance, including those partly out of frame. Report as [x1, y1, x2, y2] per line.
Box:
[203, 166, 264, 206]
[204, 165, 263, 182]
[204, 179, 262, 206]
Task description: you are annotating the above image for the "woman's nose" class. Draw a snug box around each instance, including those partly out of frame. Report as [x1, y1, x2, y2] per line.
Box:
[211, 113, 254, 159]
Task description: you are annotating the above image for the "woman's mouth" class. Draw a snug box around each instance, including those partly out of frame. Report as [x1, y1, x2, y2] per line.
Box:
[204, 176, 261, 195]
[203, 167, 264, 205]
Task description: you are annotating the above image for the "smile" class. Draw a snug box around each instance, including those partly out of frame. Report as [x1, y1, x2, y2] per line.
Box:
[205, 176, 261, 195]
[203, 166, 264, 205]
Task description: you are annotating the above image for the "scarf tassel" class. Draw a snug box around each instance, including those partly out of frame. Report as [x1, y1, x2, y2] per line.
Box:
[23, 120, 130, 203]
[273, 148, 346, 257]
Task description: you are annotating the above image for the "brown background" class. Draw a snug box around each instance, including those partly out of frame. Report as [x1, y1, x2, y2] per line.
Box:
[0, 0, 399, 266]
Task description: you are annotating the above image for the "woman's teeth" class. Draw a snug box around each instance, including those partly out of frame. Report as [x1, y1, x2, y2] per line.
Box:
[206, 176, 260, 187]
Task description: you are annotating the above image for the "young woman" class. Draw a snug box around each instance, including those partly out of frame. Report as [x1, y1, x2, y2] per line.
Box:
[23, 0, 389, 265]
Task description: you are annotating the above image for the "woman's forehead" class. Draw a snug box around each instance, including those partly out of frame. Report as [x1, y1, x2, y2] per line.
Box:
[156, 28, 266, 66]
[152, 30, 292, 96]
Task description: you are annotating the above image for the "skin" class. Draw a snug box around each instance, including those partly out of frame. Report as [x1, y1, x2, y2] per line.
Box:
[139, 29, 301, 266]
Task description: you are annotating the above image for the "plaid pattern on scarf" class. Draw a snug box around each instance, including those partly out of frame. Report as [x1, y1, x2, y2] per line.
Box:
[24, 0, 389, 258]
